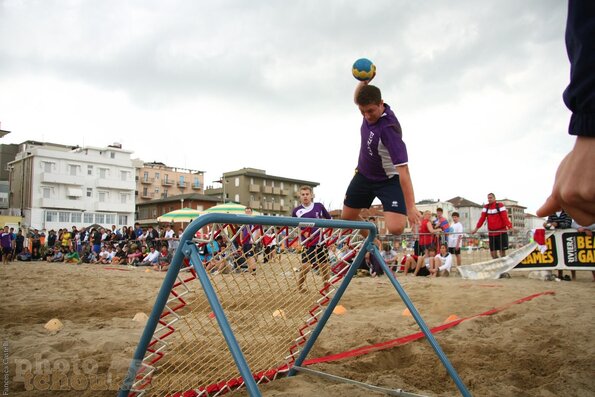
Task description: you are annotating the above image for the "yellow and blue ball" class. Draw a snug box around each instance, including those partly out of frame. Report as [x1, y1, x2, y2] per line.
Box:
[352, 58, 376, 81]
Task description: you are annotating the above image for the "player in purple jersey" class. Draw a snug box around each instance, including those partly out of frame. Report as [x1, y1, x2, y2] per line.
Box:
[1, 226, 13, 265]
[291, 186, 331, 291]
[342, 78, 422, 235]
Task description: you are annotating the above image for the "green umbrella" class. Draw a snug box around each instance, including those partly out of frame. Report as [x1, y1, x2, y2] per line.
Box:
[203, 203, 261, 215]
[157, 208, 204, 223]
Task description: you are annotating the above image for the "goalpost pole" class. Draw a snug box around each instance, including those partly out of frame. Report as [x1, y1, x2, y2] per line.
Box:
[370, 246, 471, 397]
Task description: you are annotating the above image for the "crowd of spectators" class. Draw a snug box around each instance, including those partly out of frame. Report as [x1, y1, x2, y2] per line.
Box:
[8, 223, 180, 271]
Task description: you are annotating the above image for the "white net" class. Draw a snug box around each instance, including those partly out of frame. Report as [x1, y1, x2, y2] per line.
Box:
[128, 221, 367, 397]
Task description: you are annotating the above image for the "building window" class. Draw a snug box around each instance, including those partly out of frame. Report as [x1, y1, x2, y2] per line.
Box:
[179, 175, 185, 186]
[163, 189, 168, 198]
[142, 187, 148, 196]
[99, 168, 109, 178]
[42, 187, 51, 199]
[120, 194, 128, 204]
[110, 152, 115, 159]
[84, 213, 94, 223]
[152, 209, 157, 218]
[155, 172, 160, 180]
[155, 187, 160, 194]
[235, 194, 240, 202]
[280, 198, 285, 206]
[250, 178, 254, 185]
[280, 182, 284, 189]
[46, 211, 57, 222]
[98, 191, 108, 202]
[120, 170, 129, 181]
[71, 213, 82, 223]
[87, 165, 93, 175]
[105, 214, 116, 224]
[250, 195, 254, 202]
[87, 188, 93, 198]
[143, 171, 149, 181]
[193, 177, 200, 188]
[263, 179, 266, 186]
[59, 212, 70, 223]
[95, 213, 105, 224]
[235, 177, 239, 187]
[41, 161, 54, 173]
[118, 215, 128, 225]
[272, 180, 275, 188]
[68, 164, 79, 176]
[294, 184, 298, 192]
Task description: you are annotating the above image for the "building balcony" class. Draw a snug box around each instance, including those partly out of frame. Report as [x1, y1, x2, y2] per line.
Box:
[39, 172, 84, 186]
[191, 183, 201, 190]
[249, 184, 260, 193]
[96, 178, 134, 190]
[273, 187, 282, 195]
[162, 179, 174, 186]
[95, 202, 134, 212]
[263, 186, 273, 194]
[140, 178, 154, 184]
[250, 200, 261, 209]
[40, 197, 80, 209]
[273, 203, 281, 211]
[281, 189, 289, 196]
[140, 192, 155, 199]
[177, 181, 186, 188]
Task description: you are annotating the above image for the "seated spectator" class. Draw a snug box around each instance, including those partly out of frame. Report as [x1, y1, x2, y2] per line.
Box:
[31, 246, 41, 261]
[47, 247, 64, 263]
[153, 245, 172, 272]
[64, 247, 81, 264]
[111, 246, 127, 265]
[17, 247, 32, 261]
[430, 244, 453, 277]
[139, 246, 159, 266]
[402, 253, 419, 275]
[97, 247, 111, 264]
[544, 210, 572, 230]
[412, 247, 437, 276]
[127, 247, 143, 266]
[82, 248, 97, 264]
[380, 243, 398, 273]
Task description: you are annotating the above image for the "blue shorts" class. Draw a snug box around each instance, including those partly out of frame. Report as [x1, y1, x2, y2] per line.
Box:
[344, 172, 407, 215]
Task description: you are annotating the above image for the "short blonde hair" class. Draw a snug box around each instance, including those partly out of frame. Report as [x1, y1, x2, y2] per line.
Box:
[299, 186, 313, 193]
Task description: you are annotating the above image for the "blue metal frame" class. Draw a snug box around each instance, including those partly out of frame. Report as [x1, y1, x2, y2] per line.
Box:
[119, 214, 470, 397]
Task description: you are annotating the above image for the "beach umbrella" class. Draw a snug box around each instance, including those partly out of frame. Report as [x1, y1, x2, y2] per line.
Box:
[157, 208, 204, 223]
[203, 203, 261, 215]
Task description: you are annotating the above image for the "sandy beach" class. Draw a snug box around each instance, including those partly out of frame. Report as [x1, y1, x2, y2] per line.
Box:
[1, 261, 594, 397]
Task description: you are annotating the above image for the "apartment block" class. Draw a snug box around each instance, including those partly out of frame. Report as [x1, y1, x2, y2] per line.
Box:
[9, 141, 136, 230]
[136, 161, 205, 202]
[204, 168, 319, 216]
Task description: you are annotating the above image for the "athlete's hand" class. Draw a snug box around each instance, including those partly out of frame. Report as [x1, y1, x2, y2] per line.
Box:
[537, 136, 595, 225]
[407, 205, 422, 226]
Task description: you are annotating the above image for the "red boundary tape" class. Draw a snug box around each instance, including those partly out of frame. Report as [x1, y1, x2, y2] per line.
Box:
[303, 290, 555, 365]
[168, 290, 555, 396]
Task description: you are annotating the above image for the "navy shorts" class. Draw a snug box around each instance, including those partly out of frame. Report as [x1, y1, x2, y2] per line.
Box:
[242, 243, 255, 258]
[301, 245, 329, 265]
[448, 247, 461, 255]
[344, 172, 407, 215]
[489, 233, 509, 251]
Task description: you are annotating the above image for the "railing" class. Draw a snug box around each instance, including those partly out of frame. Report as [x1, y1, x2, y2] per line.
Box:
[379, 230, 531, 265]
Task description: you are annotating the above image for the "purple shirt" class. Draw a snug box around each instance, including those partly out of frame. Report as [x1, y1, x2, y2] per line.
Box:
[292, 202, 331, 246]
[356, 104, 408, 181]
[0, 232, 12, 249]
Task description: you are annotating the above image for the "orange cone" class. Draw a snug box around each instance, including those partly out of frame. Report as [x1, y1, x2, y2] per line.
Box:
[333, 305, 347, 315]
[444, 314, 460, 323]
[402, 308, 412, 317]
[208, 312, 215, 319]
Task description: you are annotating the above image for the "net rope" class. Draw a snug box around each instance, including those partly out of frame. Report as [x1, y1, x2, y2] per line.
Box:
[129, 222, 365, 397]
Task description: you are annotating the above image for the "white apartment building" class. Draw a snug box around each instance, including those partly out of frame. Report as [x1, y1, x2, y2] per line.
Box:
[9, 141, 136, 230]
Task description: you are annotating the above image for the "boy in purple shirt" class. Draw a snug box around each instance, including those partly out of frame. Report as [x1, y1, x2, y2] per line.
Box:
[342, 79, 422, 235]
[1, 226, 13, 265]
[291, 186, 331, 291]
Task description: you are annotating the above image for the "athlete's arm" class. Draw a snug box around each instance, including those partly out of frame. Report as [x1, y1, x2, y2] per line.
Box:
[396, 164, 421, 226]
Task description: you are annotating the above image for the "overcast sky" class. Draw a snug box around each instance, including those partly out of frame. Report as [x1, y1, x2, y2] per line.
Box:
[0, 0, 572, 215]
